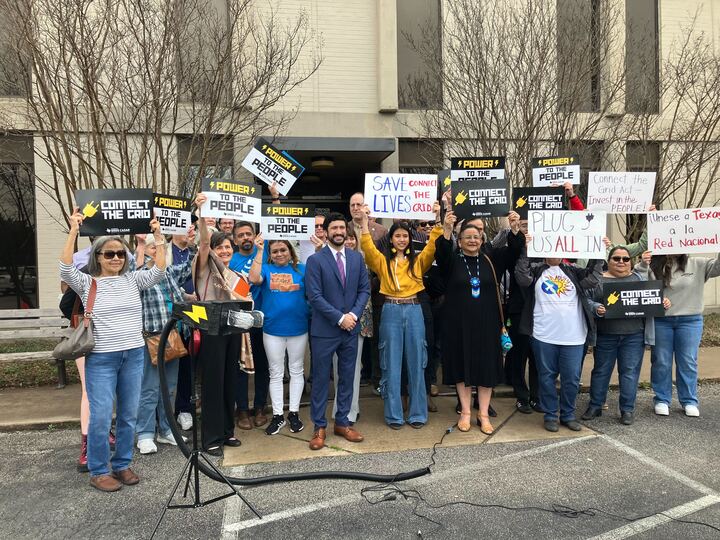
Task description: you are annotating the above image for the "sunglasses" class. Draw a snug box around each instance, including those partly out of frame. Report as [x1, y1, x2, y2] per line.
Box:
[98, 250, 127, 260]
[610, 256, 631, 263]
[418, 221, 436, 227]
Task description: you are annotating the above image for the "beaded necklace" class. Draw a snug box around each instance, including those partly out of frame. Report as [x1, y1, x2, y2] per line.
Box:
[460, 252, 481, 298]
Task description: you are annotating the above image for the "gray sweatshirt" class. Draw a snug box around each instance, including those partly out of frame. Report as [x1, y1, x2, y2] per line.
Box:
[636, 254, 720, 316]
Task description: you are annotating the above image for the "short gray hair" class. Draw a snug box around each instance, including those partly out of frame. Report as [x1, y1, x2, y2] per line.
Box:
[87, 236, 130, 276]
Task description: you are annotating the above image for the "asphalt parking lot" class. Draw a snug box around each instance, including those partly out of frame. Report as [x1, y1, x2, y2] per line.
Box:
[1, 384, 719, 540]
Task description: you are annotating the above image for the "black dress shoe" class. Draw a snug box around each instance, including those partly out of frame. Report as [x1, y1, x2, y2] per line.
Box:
[224, 437, 242, 447]
[560, 419, 582, 431]
[530, 400, 543, 413]
[488, 404, 497, 418]
[544, 420, 559, 432]
[620, 411, 634, 425]
[204, 445, 223, 457]
[516, 401, 532, 414]
[581, 407, 602, 421]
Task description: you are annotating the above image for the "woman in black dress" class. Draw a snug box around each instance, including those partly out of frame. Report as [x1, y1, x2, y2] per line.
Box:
[436, 212, 524, 434]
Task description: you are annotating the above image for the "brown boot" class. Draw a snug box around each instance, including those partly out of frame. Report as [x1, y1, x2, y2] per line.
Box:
[90, 474, 122, 492]
[235, 410, 252, 430]
[309, 427, 326, 450]
[111, 468, 140, 485]
[333, 424, 364, 443]
[253, 408, 268, 427]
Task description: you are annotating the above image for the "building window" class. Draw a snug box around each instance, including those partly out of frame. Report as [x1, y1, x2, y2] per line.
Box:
[625, 140, 660, 239]
[0, 11, 28, 96]
[558, 140, 603, 201]
[177, 135, 234, 198]
[397, 0, 442, 110]
[0, 157, 37, 309]
[625, 0, 659, 114]
[398, 139, 442, 174]
[557, 0, 601, 113]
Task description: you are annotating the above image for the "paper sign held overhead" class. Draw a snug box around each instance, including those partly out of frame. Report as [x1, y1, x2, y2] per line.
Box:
[587, 172, 655, 214]
[532, 155, 580, 187]
[603, 281, 666, 319]
[241, 138, 305, 196]
[260, 203, 315, 241]
[201, 178, 262, 223]
[153, 193, 192, 235]
[647, 207, 720, 254]
[512, 187, 564, 219]
[527, 210, 607, 259]
[363, 173, 437, 220]
[75, 188, 153, 236]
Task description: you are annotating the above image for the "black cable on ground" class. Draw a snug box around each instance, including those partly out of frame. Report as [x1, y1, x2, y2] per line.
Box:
[157, 317, 430, 487]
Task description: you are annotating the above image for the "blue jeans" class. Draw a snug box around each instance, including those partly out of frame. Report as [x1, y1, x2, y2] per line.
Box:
[651, 315, 703, 407]
[589, 332, 645, 412]
[85, 347, 145, 477]
[136, 347, 179, 441]
[379, 303, 427, 426]
[531, 338, 584, 422]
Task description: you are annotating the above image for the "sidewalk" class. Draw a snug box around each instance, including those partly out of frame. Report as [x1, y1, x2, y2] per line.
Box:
[0, 347, 720, 438]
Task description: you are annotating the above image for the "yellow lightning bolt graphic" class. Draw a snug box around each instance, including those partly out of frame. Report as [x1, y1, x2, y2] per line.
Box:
[182, 305, 207, 324]
[251, 187, 256, 194]
[569, 157, 575, 163]
[304, 208, 308, 215]
[607, 291, 620, 306]
[516, 196, 527, 208]
[262, 144, 267, 150]
[494, 159, 499, 166]
[154, 196, 159, 205]
[82, 201, 100, 218]
[210, 181, 215, 189]
[454, 190, 468, 205]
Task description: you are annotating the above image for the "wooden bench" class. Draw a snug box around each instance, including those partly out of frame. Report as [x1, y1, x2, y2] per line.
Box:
[0, 308, 71, 388]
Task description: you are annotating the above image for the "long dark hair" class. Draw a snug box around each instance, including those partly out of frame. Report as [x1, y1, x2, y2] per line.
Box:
[650, 254, 688, 288]
[384, 221, 419, 283]
[267, 240, 299, 271]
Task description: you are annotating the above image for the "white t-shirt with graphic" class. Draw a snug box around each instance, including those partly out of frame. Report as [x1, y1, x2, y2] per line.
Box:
[533, 267, 588, 345]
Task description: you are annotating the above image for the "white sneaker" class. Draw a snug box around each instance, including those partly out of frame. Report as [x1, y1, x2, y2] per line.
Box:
[157, 432, 188, 445]
[684, 405, 700, 417]
[654, 403, 670, 416]
[177, 412, 192, 431]
[137, 439, 158, 454]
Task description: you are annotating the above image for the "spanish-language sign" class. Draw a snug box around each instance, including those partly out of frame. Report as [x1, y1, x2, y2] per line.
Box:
[153, 193, 192, 235]
[603, 280, 665, 319]
[532, 156, 580, 187]
[587, 172, 655, 214]
[75, 188, 153, 236]
[451, 178, 510, 219]
[450, 157, 505, 182]
[512, 187, 564, 219]
[363, 173, 437, 220]
[201, 178, 262, 223]
[647, 207, 720, 254]
[527, 210, 607, 259]
[241, 138, 305, 196]
[260, 203, 315, 240]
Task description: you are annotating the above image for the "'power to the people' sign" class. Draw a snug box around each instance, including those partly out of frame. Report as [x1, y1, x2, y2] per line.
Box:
[201, 178, 262, 223]
[241, 138, 305, 196]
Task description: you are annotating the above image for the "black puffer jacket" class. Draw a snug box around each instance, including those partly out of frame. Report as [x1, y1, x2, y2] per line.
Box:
[514, 251, 603, 346]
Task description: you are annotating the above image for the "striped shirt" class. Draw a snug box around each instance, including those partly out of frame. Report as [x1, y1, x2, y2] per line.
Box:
[59, 262, 165, 353]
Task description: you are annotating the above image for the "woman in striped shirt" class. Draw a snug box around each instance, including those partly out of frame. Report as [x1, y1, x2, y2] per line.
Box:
[60, 209, 166, 492]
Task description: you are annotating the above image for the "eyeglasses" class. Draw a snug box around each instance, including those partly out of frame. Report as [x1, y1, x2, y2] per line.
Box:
[98, 250, 127, 260]
[418, 221, 436, 227]
[315, 224, 324, 229]
[610, 256, 631, 263]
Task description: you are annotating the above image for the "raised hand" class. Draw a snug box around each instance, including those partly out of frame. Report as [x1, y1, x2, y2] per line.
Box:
[641, 250, 652, 265]
[255, 233, 265, 250]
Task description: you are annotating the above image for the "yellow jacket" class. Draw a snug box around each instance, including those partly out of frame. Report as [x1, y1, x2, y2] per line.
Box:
[360, 226, 443, 297]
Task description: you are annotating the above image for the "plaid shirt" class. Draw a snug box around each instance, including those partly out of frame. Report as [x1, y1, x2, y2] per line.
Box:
[139, 258, 193, 333]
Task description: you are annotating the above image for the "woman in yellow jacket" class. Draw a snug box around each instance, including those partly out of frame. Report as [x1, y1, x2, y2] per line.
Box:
[359, 203, 444, 429]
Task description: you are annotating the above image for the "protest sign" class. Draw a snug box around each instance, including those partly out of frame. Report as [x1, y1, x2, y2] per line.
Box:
[260, 203, 315, 240]
[587, 172, 655, 213]
[451, 178, 510, 219]
[153, 193, 192, 235]
[363, 173, 437, 220]
[647, 207, 720, 254]
[603, 280, 665, 319]
[450, 157, 505, 182]
[512, 187, 564, 219]
[75, 189, 153, 236]
[527, 210, 607, 259]
[241, 138, 305, 196]
[201, 178, 262, 223]
[531, 156, 580, 187]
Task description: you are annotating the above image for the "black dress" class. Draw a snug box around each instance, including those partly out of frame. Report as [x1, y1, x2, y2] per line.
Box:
[436, 234, 522, 388]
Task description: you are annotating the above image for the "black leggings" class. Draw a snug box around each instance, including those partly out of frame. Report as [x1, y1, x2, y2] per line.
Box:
[199, 332, 240, 448]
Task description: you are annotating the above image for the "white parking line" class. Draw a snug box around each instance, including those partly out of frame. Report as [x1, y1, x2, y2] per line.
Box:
[221, 435, 597, 536]
[587, 494, 720, 540]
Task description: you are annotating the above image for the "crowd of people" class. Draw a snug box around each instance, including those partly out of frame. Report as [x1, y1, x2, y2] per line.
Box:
[59, 182, 720, 492]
